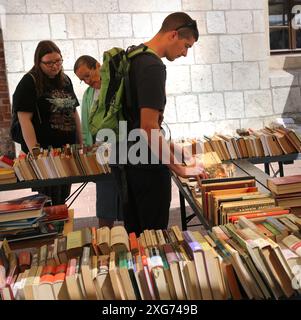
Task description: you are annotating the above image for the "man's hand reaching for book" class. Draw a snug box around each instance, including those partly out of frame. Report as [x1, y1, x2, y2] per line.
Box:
[174, 162, 209, 179]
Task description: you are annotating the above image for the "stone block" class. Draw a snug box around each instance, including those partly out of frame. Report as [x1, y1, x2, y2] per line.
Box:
[176, 95, 199, 122]
[207, 11, 226, 34]
[182, 0, 212, 11]
[244, 90, 273, 117]
[74, 40, 99, 61]
[233, 62, 259, 90]
[272, 87, 301, 114]
[50, 14, 67, 40]
[22, 41, 39, 71]
[231, 0, 264, 9]
[243, 34, 268, 61]
[108, 14, 132, 37]
[133, 14, 153, 38]
[191, 65, 213, 92]
[198, 93, 225, 121]
[166, 65, 191, 94]
[259, 61, 270, 89]
[4, 42, 23, 72]
[224, 91, 244, 118]
[253, 10, 265, 32]
[269, 69, 298, 87]
[0, 0, 26, 14]
[213, 0, 230, 10]
[3, 15, 50, 41]
[119, 0, 181, 12]
[65, 14, 84, 39]
[220, 35, 243, 62]
[194, 36, 219, 64]
[26, 0, 72, 13]
[212, 63, 232, 91]
[226, 11, 253, 34]
[84, 14, 109, 38]
[164, 96, 177, 124]
[73, 0, 118, 13]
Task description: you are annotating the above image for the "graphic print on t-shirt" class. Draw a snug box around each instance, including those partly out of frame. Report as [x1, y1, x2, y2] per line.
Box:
[46, 89, 77, 132]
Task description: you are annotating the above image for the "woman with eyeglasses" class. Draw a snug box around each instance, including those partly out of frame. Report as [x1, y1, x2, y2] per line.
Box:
[12, 40, 82, 205]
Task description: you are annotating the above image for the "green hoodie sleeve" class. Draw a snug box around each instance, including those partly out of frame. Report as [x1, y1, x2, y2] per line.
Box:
[81, 87, 94, 146]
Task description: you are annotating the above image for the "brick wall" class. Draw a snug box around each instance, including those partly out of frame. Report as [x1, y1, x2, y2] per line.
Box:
[0, 28, 14, 158]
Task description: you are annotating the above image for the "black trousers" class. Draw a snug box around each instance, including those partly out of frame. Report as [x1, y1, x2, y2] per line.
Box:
[123, 165, 171, 236]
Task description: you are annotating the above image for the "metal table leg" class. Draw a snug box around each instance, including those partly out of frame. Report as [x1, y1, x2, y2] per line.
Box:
[278, 161, 284, 177]
[179, 190, 187, 231]
[264, 162, 270, 175]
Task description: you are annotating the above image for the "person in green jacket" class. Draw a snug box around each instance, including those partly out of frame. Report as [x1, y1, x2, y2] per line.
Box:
[74, 55, 122, 227]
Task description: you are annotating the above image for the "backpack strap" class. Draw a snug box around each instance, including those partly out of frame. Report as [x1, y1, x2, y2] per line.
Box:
[27, 72, 42, 124]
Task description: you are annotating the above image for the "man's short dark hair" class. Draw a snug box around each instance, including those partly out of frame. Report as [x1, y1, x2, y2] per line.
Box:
[74, 55, 98, 72]
[159, 12, 199, 41]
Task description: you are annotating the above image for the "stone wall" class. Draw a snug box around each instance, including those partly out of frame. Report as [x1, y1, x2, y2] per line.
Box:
[1, 0, 299, 141]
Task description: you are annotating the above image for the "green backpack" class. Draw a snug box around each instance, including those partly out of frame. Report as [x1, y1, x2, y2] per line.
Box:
[88, 45, 157, 139]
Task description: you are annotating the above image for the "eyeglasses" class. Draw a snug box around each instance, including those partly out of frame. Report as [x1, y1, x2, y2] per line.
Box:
[175, 20, 197, 32]
[40, 59, 63, 67]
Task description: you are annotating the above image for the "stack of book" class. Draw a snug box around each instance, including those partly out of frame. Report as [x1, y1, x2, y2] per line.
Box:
[211, 212, 301, 300]
[1, 220, 300, 300]
[267, 175, 301, 217]
[0, 195, 70, 242]
[0, 155, 14, 169]
[13, 144, 110, 182]
[0, 168, 17, 185]
[175, 125, 301, 161]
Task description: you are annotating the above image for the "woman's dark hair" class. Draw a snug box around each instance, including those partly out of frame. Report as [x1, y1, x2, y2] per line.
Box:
[74, 55, 98, 73]
[29, 40, 67, 96]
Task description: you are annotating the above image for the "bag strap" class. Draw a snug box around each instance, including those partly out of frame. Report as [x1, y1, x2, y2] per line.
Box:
[27, 72, 42, 124]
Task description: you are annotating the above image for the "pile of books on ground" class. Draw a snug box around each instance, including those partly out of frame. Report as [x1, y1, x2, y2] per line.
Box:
[268, 174, 301, 217]
[13, 144, 110, 182]
[0, 195, 70, 242]
[0, 220, 300, 300]
[175, 125, 301, 161]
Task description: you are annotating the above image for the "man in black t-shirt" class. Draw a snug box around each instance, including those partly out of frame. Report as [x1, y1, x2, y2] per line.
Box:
[124, 12, 208, 235]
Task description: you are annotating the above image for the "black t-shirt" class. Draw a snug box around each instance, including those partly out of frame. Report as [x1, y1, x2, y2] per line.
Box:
[13, 73, 79, 153]
[128, 45, 166, 129]
[124, 45, 167, 166]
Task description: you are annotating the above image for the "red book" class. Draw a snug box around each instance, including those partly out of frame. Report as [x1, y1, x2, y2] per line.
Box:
[0, 155, 14, 168]
[129, 232, 139, 256]
[18, 251, 31, 272]
[43, 204, 68, 221]
[229, 209, 290, 222]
